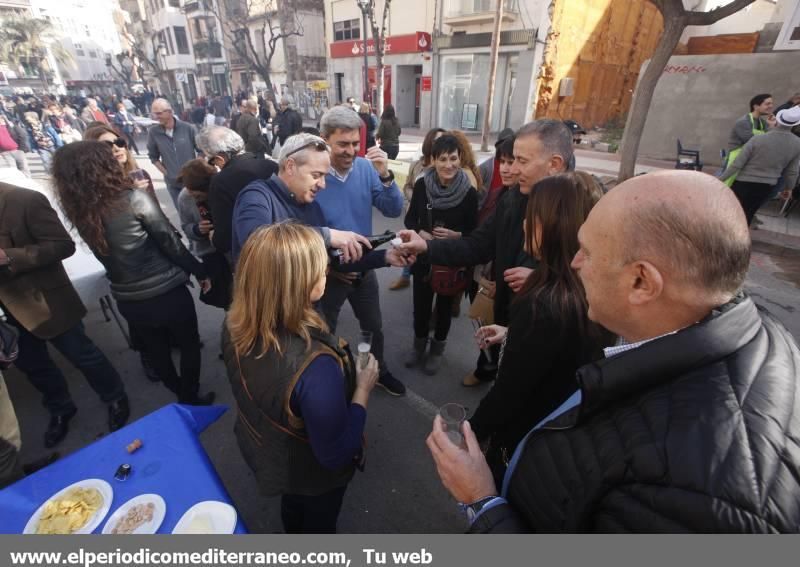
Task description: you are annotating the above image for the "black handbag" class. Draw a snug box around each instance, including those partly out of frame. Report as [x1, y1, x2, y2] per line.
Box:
[199, 251, 233, 309]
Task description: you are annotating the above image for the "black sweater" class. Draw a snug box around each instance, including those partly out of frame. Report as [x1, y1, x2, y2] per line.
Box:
[404, 177, 478, 275]
[470, 296, 604, 456]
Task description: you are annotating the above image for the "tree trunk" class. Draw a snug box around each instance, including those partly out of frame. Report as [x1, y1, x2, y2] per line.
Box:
[618, 16, 685, 181]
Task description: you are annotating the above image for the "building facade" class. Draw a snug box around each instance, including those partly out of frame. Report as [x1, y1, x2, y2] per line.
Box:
[184, 0, 231, 96]
[325, 0, 435, 127]
[432, 0, 549, 133]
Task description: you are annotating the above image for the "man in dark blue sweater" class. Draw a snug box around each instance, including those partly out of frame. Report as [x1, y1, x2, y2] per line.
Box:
[231, 133, 412, 268]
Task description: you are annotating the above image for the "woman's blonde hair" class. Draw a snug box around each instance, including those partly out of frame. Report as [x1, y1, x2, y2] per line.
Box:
[227, 222, 329, 358]
[448, 129, 483, 191]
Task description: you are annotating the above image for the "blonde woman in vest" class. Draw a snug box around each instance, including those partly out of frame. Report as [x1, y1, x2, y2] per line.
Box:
[223, 222, 379, 533]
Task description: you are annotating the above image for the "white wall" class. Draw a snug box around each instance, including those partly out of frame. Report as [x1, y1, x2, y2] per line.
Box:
[680, 0, 786, 42]
[637, 52, 800, 165]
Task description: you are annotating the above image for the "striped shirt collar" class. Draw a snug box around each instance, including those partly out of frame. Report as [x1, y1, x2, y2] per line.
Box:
[603, 331, 679, 358]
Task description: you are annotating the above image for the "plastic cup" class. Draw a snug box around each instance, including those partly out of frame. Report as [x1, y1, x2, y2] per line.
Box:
[439, 403, 467, 447]
[357, 331, 372, 370]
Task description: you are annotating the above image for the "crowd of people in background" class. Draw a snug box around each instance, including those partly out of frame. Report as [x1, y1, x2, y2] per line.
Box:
[0, 83, 800, 536]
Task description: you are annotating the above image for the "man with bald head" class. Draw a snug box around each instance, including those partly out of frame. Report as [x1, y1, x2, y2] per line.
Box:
[427, 170, 800, 532]
[147, 98, 200, 210]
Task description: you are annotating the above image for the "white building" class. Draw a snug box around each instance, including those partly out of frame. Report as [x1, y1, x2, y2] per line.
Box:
[32, 0, 126, 95]
[183, 0, 230, 96]
[144, 0, 198, 106]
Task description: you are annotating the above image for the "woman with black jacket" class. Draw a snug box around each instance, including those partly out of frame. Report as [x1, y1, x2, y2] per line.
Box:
[51, 141, 215, 405]
[404, 134, 478, 375]
[469, 172, 611, 485]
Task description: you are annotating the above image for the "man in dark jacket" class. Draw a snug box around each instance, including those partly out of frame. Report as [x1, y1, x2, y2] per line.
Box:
[0, 183, 129, 448]
[235, 99, 268, 157]
[398, 119, 573, 384]
[427, 170, 800, 533]
[274, 94, 303, 147]
[196, 126, 278, 261]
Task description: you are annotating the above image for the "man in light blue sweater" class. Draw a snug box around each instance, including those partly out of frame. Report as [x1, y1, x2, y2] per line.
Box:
[315, 106, 407, 396]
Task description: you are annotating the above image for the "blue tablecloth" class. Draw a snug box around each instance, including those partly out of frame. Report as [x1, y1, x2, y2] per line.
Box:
[0, 404, 247, 534]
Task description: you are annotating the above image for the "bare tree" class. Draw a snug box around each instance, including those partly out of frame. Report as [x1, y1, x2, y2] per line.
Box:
[208, 0, 304, 103]
[364, 0, 392, 115]
[618, 0, 756, 181]
[106, 52, 139, 91]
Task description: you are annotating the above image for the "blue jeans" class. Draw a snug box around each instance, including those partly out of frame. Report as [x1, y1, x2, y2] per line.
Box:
[10, 319, 125, 416]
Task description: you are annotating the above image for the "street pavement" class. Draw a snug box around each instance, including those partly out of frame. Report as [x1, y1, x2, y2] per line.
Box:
[5, 141, 800, 533]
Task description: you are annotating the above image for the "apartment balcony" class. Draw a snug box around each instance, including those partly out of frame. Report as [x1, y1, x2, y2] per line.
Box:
[184, 0, 200, 11]
[444, 0, 518, 26]
[194, 40, 223, 59]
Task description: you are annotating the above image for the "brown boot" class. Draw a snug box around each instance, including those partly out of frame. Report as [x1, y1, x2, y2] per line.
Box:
[389, 276, 410, 290]
[462, 372, 481, 387]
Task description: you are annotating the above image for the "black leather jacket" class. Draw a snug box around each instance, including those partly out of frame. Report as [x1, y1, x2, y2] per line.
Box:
[471, 295, 800, 533]
[97, 189, 206, 302]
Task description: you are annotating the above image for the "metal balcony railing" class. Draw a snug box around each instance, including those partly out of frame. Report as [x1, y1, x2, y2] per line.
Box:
[446, 0, 518, 18]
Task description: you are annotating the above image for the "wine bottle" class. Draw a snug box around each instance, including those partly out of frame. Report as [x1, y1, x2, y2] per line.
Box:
[328, 230, 397, 265]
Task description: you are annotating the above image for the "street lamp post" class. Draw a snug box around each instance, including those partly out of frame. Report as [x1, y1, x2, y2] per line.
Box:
[356, 0, 370, 105]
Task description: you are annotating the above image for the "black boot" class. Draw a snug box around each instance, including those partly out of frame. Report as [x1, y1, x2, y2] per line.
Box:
[182, 392, 216, 406]
[44, 408, 77, 448]
[108, 396, 130, 432]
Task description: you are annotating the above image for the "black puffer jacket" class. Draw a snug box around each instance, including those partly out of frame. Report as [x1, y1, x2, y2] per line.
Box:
[471, 295, 800, 533]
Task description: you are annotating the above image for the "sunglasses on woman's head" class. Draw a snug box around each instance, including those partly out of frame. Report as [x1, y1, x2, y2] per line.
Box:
[104, 138, 127, 149]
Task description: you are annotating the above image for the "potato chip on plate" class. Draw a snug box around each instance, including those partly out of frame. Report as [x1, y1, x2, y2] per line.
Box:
[23, 479, 113, 535]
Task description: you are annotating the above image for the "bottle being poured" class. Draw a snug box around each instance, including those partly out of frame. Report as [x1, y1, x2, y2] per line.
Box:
[328, 230, 397, 266]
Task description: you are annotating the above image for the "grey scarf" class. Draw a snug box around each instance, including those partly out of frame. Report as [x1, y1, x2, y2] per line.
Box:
[423, 167, 472, 211]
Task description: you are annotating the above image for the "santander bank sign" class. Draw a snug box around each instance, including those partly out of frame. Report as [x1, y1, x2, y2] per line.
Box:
[330, 32, 432, 59]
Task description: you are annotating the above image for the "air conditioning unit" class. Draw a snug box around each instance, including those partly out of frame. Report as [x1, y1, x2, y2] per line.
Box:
[559, 77, 574, 97]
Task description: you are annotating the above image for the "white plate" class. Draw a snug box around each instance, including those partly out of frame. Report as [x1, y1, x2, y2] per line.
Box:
[172, 501, 237, 534]
[23, 479, 113, 535]
[101, 494, 166, 535]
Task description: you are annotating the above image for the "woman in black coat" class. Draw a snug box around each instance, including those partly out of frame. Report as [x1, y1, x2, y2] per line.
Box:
[404, 134, 478, 376]
[469, 172, 612, 486]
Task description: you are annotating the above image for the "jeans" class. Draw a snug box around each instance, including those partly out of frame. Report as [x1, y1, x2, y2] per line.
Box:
[412, 274, 454, 341]
[319, 270, 388, 376]
[166, 183, 182, 212]
[122, 131, 139, 154]
[116, 285, 201, 402]
[0, 150, 30, 177]
[10, 319, 125, 416]
[37, 148, 55, 173]
[281, 485, 347, 534]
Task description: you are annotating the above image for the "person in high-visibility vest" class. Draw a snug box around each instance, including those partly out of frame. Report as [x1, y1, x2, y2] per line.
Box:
[723, 94, 773, 187]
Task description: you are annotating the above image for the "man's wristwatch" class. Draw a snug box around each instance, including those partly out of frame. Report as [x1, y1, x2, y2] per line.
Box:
[460, 495, 499, 523]
[379, 170, 394, 183]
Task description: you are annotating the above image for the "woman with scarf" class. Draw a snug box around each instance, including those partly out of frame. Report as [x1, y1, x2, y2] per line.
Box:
[404, 135, 478, 375]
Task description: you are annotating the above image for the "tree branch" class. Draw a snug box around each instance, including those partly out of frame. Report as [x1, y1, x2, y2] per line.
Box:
[685, 0, 757, 26]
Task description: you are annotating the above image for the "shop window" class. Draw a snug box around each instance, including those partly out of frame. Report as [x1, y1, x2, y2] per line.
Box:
[334, 19, 360, 41]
